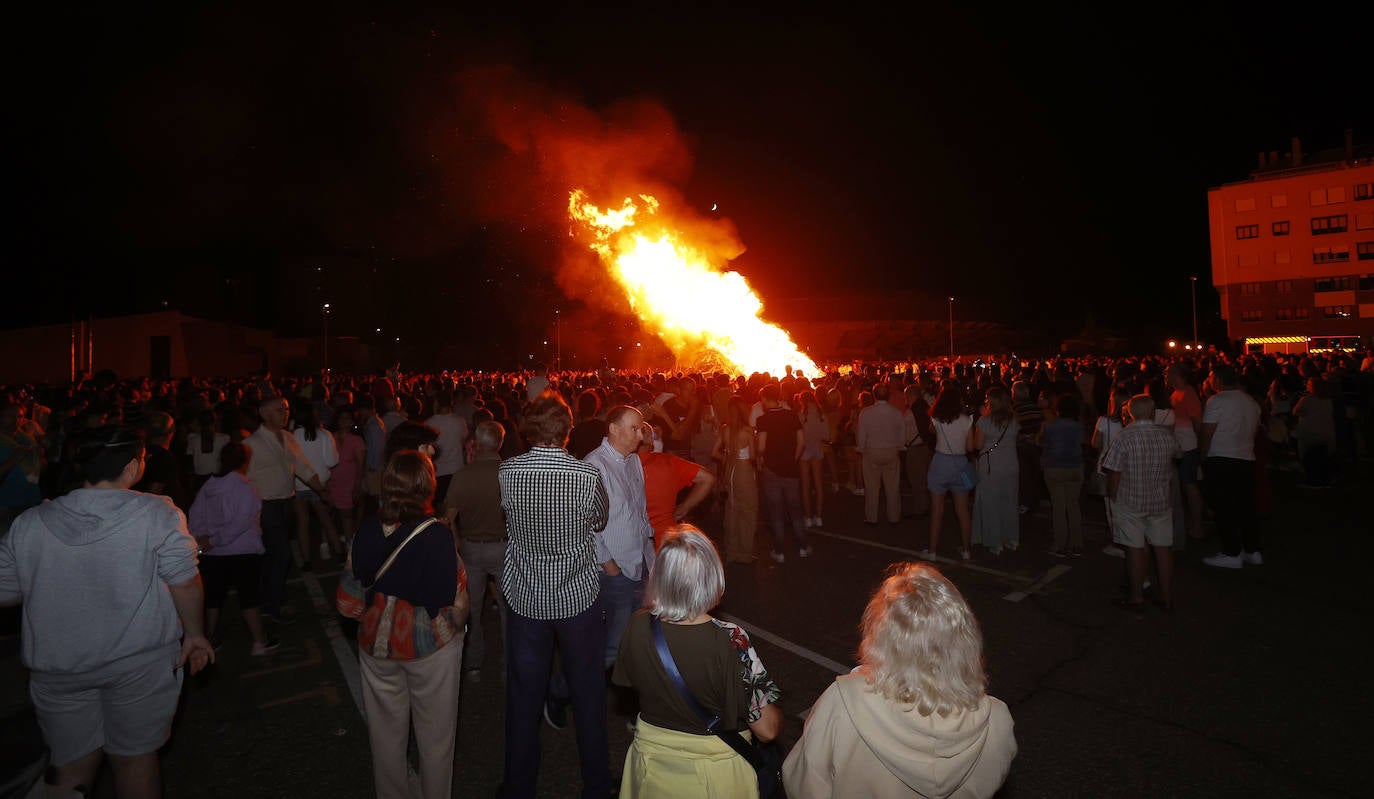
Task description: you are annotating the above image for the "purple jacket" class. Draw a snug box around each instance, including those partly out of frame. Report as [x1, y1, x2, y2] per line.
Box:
[188, 472, 265, 556]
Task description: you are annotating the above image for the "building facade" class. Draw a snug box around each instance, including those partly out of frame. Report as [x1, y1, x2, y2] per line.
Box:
[1208, 133, 1374, 355]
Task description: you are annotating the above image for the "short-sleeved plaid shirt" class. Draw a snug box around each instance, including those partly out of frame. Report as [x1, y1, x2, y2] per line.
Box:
[1101, 420, 1181, 514]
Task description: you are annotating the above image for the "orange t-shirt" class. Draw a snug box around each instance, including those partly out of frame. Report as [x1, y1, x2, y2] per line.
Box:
[639, 451, 703, 543]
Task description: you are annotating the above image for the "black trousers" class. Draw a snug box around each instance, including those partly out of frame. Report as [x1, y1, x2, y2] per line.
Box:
[1205, 456, 1261, 556]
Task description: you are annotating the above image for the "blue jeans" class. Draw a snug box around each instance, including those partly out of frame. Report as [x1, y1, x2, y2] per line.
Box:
[599, 571, 644, 669]
[258, 498, 294, 616]
[504, 597, 610, 799]
[760, 468, 807, 553]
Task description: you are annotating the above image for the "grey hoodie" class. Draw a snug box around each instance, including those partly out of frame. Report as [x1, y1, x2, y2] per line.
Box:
[0, 488, 199, 679]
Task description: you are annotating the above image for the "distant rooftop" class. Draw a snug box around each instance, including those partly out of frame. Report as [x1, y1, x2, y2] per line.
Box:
[1221, 131, 1374, 187]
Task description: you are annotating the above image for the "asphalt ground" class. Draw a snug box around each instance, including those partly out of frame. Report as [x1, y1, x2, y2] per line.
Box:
[2, 457, 1369, 798]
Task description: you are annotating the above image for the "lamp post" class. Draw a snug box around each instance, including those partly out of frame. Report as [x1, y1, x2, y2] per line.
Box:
[555, 309, 562, 371]
[948, 296, 955, 359]
[1189, 276, 1199, 349]
[321, 303, 331, 371]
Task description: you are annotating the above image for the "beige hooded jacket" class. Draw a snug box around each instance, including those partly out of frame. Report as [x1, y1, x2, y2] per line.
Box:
[783, 672, 1016, 798]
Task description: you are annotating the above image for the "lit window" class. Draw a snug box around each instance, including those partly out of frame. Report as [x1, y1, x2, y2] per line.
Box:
[1319, 305, 1354, 319]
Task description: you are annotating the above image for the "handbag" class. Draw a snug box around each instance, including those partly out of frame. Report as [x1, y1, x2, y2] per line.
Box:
[649, 616, 783, 798]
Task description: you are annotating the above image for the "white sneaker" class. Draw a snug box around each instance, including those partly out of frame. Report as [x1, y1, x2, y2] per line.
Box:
[798, 546, 813, 558]
[813, 516, 824, 527]
[770, 550, 785, 564]
[960, 549, 972, 561]
[1005, 541, 1019, 552]
[1203, 553, 1244, 569]
[1241, 551, 1264, 566]
[851, 487, 866, 496]
[1102, 545, 1126, 558]
[803, 517, 814, 528]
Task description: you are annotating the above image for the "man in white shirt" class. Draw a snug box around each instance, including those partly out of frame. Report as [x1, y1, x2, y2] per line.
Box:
[1199, 365, 1263, 569]
[425, 390, 468, 502]
[525, 364, 550, 403]
[245, 395, 329, 622]
[856, 383, 907, 525]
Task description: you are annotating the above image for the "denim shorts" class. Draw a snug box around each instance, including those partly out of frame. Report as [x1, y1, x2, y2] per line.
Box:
[927, 452, 972, 495]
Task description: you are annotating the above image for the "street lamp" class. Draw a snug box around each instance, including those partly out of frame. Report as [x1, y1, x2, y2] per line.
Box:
[1190, 276, 1199, 349]
[948, 297, 955, 359]
[555, 309, 562, 372]
[321, 303, 331, 371]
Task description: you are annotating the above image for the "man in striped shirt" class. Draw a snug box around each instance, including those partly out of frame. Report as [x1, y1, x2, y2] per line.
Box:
[498, 391, 611, 799]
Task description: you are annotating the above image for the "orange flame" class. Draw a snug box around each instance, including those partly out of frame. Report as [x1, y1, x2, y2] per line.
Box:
[568, 190, 818, 376]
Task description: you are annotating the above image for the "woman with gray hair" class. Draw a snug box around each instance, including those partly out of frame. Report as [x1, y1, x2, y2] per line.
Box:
[783, 562, 1016, 798]
[612, 524, 783, 797]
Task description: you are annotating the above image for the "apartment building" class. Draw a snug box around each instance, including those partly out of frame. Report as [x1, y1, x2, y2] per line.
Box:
[1207, 131, 1374, 354]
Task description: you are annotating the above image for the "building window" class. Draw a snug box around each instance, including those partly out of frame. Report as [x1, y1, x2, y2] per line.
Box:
[1314, 276, 1354, 292]
[1359, 213, 1374, 230]
[1329, 186, 1347, 204]
[1358, 242, 1374, 261]
[1239, 282, 1263, 296]
[1311, 214, 1349, 235]
[1234, 197, 1256, 212]
[1276, 308, 1293, 321]
[1314, 247, 1351, 264]
[1360, 275, 1374, 290]
[1295, 307, 1310, 320]
[1271, 193, 1288, 208]
[1357, 183, 1373, 201]
[1320, 305, 1354, 319]
[1272, 220, 1290, 236]
[1236, 224, 1259, 239]
[1276, 280, 1293, 294]
[1241, 310, 1263, 322]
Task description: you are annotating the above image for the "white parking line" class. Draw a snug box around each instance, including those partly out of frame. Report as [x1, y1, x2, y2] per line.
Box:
[806, 528, 1036, 584]
[298, 568, 365, 717]
[1003, 564, 1072, 602]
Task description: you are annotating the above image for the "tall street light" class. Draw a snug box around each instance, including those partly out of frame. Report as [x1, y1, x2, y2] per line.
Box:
[948, 296, 955, 359]
[1189, 276, 1199, 349]
[321, 302, 331, 372]
[555, 309, 562, 371]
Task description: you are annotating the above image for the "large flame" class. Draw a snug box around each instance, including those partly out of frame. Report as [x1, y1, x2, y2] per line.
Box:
[569, 190, 818, 376]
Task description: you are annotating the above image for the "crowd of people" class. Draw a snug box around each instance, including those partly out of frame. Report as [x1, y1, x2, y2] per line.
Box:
[0, 344, 1370, 797]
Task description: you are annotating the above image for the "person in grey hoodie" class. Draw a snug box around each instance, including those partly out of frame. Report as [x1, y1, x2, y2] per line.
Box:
[783, 562, 1016, 798]
[0, 426, 215, 798]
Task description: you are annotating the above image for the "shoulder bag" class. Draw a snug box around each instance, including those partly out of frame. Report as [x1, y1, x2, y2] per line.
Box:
[649, 616, 783, 798]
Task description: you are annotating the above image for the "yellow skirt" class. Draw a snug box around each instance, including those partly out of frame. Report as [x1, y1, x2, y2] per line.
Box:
[620, 717, 759, 799]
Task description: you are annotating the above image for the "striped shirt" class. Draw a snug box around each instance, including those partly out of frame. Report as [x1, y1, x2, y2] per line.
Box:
[1100, 420, 1180, 514]
[499, 446, 609, 620]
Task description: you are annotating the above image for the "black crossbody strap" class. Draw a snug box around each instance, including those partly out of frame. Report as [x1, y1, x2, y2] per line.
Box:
[648, 616, 762, 767]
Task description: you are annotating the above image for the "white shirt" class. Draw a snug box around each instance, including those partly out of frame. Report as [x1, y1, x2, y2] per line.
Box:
[1203, 389, 1261, 461]
[525, 376, 549, 402]
[245, 425, 318, 500]
[292, 426, 339, 487]
[931, 415, 973, 455]
[425, 413, 469, 476]
[186, 432, 229, 477]
[856, 401, 906, 452]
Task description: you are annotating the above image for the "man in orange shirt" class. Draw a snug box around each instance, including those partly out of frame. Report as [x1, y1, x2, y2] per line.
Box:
[637, 423, 715, 546]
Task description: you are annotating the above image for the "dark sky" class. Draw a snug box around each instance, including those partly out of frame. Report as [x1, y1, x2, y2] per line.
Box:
[7, 4, 1373, 362]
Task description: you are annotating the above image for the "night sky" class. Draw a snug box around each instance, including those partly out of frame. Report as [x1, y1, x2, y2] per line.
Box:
[7, 5, 1372, 365]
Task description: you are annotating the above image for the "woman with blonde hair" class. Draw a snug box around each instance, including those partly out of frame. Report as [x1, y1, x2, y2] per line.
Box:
[613, 524, 783, 797]
[784, 562, 1016, 798]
